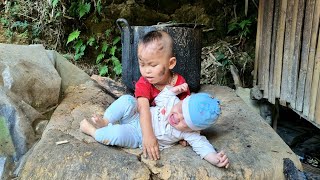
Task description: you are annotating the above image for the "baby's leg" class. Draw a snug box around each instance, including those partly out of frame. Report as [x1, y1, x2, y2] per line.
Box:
[91, 95, 136, 128]
[103, 95, 138, 124]
[95, 123, 141, 148]
[80, 119, 97, 137]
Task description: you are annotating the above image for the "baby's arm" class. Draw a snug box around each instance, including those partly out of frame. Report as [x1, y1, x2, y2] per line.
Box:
[184, 132, 229, 168]
[171, 83, 188, 95]
[204, 151, 230, 168]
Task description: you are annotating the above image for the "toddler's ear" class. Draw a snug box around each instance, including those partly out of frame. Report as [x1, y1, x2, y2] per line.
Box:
[169, 57, 176, 70]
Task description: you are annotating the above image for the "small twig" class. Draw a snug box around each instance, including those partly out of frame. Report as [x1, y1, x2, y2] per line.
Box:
[15, 13, 37, 21]
[56, 140, 69, 145]
[251, 0, 258, 9]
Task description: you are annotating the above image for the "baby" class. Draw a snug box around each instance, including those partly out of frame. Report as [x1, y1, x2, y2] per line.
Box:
[80, 83, 229, 168]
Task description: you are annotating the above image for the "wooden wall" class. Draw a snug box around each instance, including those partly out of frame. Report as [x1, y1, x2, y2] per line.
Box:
[254, 0, 320, 127]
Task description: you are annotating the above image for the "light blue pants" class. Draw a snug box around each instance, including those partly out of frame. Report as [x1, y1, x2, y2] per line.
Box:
[94, 95, 142, 148]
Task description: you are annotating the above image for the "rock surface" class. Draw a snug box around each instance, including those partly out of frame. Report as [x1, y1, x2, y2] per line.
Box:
[0, 44, 302, 179]
[0, 44, 61, 162]
[20, 82, 302, 179]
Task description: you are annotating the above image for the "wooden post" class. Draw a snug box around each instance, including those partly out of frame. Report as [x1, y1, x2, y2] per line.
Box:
[274, 0, 288, 101]
[258, 0, 265, 91]
[303, 0, 320, 117]
[253, 0, 264, 86]
[289, 0, 305, 109]
[309, 29, 320, 121]
[296, 0, 316, 111]
[261, 0, 275, 99]
[269, 0, 281, 104]
[280, 0, 294, 105]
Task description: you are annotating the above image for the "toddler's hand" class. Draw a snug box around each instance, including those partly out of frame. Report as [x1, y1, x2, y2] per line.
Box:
[142, 135, 160, 160]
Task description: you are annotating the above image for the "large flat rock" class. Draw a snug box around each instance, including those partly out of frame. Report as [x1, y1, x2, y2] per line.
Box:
[18, 79, 301, 179]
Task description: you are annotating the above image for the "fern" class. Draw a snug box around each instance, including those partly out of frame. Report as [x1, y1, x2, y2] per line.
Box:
[67, 30, 80, 44]
[78, 3, 91, 19]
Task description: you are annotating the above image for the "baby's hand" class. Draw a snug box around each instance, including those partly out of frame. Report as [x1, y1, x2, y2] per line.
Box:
[171, 83, 188, 95]
[204, 151, 230, 168]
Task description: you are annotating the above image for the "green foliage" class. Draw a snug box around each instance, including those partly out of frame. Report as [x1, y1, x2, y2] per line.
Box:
[215, 51, 232, 69]
[66, 29, 122, 77]
[67, 30, 81, 44]
[227, 18, 253, 40]
[0, 0, 123, 78]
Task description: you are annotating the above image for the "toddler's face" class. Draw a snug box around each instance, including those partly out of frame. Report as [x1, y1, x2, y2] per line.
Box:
[138, 42, 172, 85]
[168, 100, 192, 132]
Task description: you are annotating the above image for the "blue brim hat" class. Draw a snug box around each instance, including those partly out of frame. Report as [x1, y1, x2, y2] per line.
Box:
[182, 93, 221, 131]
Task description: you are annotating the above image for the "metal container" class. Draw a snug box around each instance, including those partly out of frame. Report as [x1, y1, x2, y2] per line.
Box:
[116, 18, 203, 92]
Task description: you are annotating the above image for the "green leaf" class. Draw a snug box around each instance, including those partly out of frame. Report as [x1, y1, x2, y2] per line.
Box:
[87, 37, 95, 46]
[105, 29, 111, 37]
[80, 44, 86, 52]
[67, 30, 80, 45]
[55, 12, 61, 18]
[96, 0, 102, 15]
[111, 56, 122, 75]
[101, 41, 109, 53]
[99, 65, 108, 76]
[109, 46, 116, 56]
[112, 36, 121, 45]
[52, 0, 59, 8]
[78, 3, 91, 19]
[227, 23, 238, 34]
[239, 19, 252, 29]
[74, 52, 84, 61]
[74, 40, 83, 51]
[215, 52, 225, 62]
[113, 63, 122, 75]
[96, 53, 105, 64]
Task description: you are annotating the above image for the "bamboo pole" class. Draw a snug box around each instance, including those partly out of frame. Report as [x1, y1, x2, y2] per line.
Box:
[269, 0, 281, 104]
[289, 0, 305, 109]
[296, 0, 316, 111]
[303, 0, 320, 117]
[309, 29, 320, 121]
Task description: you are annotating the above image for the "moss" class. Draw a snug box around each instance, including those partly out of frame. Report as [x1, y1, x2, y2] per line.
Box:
[0, 116, 15, 156]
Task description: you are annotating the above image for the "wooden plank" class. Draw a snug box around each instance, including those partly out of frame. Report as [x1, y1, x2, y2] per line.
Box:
[296, 0, 316, 111]
[303, 0, 320, 117]
[262, 0, 275, 99]
[253, 0, 264, 86]
[258, 0, 265, 90]
[269, 0, 281, 104]
[289, 0, 305, 109]
[274, 0, 288, 100]
[309, 29, 320, 121]
[315, 45, 320, 124]
[280, 0, 295, 103]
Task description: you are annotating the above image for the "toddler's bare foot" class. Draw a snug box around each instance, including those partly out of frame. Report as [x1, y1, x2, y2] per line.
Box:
[80, 119, 96, 137]
[91, 114, 108, 128]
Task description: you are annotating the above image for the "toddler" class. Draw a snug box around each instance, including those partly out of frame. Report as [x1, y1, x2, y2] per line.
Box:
[135, 30, 190, 160]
